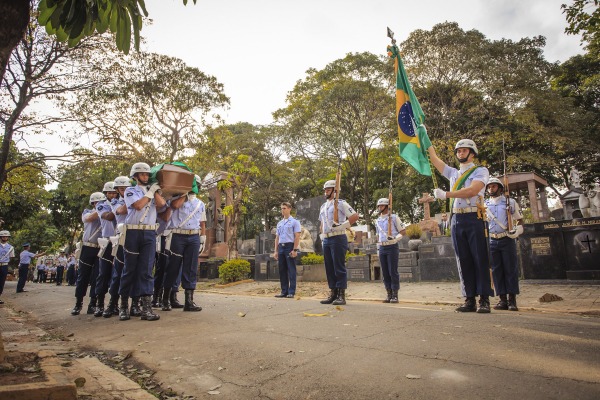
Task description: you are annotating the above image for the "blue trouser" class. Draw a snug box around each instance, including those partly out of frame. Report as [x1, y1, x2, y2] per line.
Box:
[379, 243, 400, 290]
[75, 245, 99, 299]
[95, 242, 114, 297]
[322, 234, 348, 289]
[56, 266, 64, 285]
[0, 265, 8, 296]
[164, 233, 200, 291]
[109, 245, 125, 298]
[17, 263, 29, 292]
[451, 213, 494, 298]
[120, 229, 155, 298]
[66, 266, 76, 285]
[154, 236, 168, 293]
[490, 237, 520, 295]
[277, 242, 297, 295]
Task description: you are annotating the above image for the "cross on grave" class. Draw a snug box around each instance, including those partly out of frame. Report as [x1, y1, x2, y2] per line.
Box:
[418, 192, 435, 220]
[581, 235, 595, 253]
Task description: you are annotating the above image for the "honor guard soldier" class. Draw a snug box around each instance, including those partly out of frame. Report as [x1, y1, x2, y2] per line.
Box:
[375, 198, 406, 303]
[56, 251, 67, 286]
[485, 177, 524, 311]
[93, 182, 118, 317]
[104, 176, 131, 317]
[119, 162, 165, 321]
[428, 139, 494, 313]
[272, 202, 301, 298]
[71, 192, 104, 315]
[66, 253, 76, 285]
[319, 180, 359, 305]
[162, 176, 206, 312]
[18, 243, 46, 292]
[0, 231, 15, 303]
[152, 204, 173, 308]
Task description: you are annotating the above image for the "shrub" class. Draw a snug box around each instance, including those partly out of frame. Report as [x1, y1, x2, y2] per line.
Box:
[298, 253, 324, 265]
[345, 252, 365, 261]
[218, 259, 251, 283]
[406, 224, 423, 239]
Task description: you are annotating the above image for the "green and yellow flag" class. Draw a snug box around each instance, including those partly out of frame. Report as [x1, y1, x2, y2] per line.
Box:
[387, 44, 432, 176]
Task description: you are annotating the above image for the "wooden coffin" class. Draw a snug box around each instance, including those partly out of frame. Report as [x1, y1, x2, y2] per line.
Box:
[156, 164, 194, 199]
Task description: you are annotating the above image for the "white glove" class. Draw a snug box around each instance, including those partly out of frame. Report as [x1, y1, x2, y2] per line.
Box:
[199, 234, 206, 254]
[507, 225, 523, 239]
[395, 233, 403, 240]
[331, 220, 351, 231]
[433, 188, 447, 200]
[144, 183, 161, 199]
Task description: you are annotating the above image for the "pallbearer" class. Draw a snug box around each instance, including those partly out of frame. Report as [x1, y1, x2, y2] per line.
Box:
[94, 181, 118, 317]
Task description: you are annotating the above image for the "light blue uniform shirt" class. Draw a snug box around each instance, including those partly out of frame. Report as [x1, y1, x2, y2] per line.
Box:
[443, 162, 489, 209]
[485, 196, 523, 234]
[0, 243, 15, 263]
[375, 214, 405, 243]
[111, 197, 127, 225]
[124, 185, 157, 225]
[319, 199, 356, 234]
[168, 195, 206, 230]
[82, 209, 101, 244]
[19, 250, 36, 265]
[276, 216, 301, 244]
[96, 200, 116, 237]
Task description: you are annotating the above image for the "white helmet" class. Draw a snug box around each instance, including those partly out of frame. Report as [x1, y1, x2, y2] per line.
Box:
[129, 162, 151, 178]
[113, 176, 131, 188]
[89, 192, 107, 204]
[323, 180, 336, 189]
[102, 181, 116, 193]
[454, 139, 478, 156]
[377, 198, 389, 206]
[194, 174, 202, 186]
[0, 230, 10, 237]
[486, 177, 504, 189]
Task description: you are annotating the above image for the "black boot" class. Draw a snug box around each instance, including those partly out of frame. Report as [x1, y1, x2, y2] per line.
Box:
[494, 294, 508, 310]
[71, 298, 83, 315]
[130, 296, 142, 317]
[103, 296, 117, 318]
[332, 288, 346, 305]
[456, 297, 476, 312]
[152, 288, 162, 308]
[320, 288, 338, 304]
[162, 288, 172, 311]
[119, 296, 130, 321]
[170, 291, 184, 309]
[477, 296, 491, 313]
[183, 289, 202, 312]
[140, 295, 160, 321]
[87, 297, 97, 314]
[508, 294, 518, 311]
[390, 289, 399, 304]
[383, 289, 392, 303]
[94, 295, 105, 317]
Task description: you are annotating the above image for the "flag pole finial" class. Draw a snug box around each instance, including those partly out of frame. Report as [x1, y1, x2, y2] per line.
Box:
[387, 27, 396, 45]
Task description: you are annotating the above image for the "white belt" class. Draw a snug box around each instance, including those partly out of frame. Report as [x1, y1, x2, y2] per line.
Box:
[452, 207, 479, 214]
[171, 228, 200, 235]
[0, 263, 8, 266]
[83, 242, 100, 248]
[490, 232, 508, 239]
[125, 224, 158, 231]
[320, 231, 346, 240]
[380, 239, 398, 246]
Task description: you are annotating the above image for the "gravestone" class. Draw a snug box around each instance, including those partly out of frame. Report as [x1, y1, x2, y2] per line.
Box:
[295, 196, 324, 254]
[418, 235, 459, 281]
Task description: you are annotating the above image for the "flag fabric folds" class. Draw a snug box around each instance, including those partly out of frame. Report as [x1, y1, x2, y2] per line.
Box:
[387, 44, 432, 176]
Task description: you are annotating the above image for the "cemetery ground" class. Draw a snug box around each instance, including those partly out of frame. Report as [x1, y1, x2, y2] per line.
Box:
[1, 279, 599, 399]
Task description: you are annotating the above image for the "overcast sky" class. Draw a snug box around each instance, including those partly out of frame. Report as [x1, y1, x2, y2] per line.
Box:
[139, 0, 584, 126]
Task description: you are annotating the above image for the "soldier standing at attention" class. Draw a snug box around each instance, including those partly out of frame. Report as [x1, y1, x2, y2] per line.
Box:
[17, 243, 46, 293]
[319, 180, 359, 306]
[119, 162, 165, 321]
[485, 177, 524, 311]
[428, 139, 494, 313]
[374, 198, 405, 303]
[71, 192, 104, 315]
[0, 231, 15, 303]
[272, 202, 301, 298]
[56, 251, 67, 286]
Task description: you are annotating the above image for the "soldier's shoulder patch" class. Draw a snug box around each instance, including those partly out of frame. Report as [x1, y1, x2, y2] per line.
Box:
[127, 192, 134, 197]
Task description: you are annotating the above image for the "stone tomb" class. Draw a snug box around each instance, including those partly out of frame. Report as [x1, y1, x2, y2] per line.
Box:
[418, 235, 459, 281]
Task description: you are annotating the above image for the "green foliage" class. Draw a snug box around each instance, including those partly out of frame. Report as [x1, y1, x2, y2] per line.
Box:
[405, 224, 422, 239]
[345, 252, 365, 262]
[521, 208, 535, 225]
[218, 259, 251, 283]
[298, 253, 324, 265]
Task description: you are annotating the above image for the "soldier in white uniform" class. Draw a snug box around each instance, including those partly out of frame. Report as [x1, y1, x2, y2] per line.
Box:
[374, 198, 405, 303]
[0, 230, 15, 304]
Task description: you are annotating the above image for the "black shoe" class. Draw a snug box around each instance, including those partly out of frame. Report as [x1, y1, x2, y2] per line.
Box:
[16, 289, 27, 293]
[320, 289, 338, 304]
[332, 288, 346, 305]
[183, 289, 202, 312]
[286, 294, 294, 298]
[274, 293, 287, 298]
[0, 299, 4, 304]
[140, 296, 160, 321]
[119, 296, 130, 321]
[508, 294, 518, 311]
[170, 291, 184, 309]
[494, 295, 509, 310]
[477, 296, 491, 313]
[390, 289, 399, 304]
[456, 297, 477, 312]
[162, 288, 172, 311]
[87, 297, 97, 314]
[94, 296, 105, 317]
[71, 301, 83, 316]
[130, 297, 142, 317]
[383, 289, 392, 303]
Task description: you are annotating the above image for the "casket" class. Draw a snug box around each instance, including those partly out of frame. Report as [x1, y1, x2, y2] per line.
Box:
[156, 164, 194, 199]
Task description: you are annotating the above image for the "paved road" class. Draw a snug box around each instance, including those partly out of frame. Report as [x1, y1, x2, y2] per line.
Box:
[3, 281, 600, 399]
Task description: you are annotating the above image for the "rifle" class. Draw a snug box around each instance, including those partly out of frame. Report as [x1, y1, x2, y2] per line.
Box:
[388, 164, 394, 237]
[333, 159, 342, 224]
[502, 139, 513, 231]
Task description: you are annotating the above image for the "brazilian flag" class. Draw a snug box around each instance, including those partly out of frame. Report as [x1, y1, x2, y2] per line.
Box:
[387, 44, 432, 176]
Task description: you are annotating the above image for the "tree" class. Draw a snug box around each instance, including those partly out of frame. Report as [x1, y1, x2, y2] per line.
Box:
[68, 51, 229, 163]
[562, 0, 600, 50]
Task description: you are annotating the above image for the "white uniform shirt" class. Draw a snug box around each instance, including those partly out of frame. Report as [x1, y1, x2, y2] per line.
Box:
[319, 199, 356, 234]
